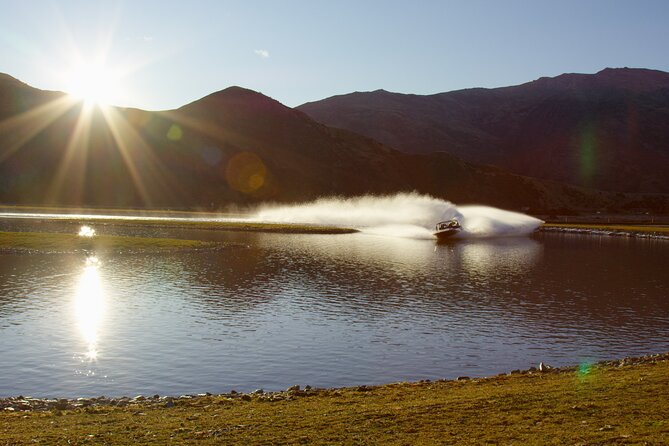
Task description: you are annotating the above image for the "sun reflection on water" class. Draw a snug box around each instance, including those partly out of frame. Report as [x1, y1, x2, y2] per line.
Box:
[74, 257, 105, 360]
[78, 225, 96, 237]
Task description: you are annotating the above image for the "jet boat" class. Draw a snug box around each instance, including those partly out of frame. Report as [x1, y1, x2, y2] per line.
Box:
[434, 219, 461, 240]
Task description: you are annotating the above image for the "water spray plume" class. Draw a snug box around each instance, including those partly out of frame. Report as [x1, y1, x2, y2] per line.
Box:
[255, 193, 543, 239]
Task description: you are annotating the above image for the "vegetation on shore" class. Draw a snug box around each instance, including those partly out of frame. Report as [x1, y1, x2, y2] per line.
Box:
[1, 354, 668, 444]
[539, 223, 669, 240]
[542, 223, 669, 234]
[70, 218, 358, 234]
[0, 231, 221, 253]
[0, 209, 358, 234]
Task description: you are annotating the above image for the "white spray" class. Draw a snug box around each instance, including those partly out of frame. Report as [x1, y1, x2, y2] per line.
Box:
[254, 192, 543, 240]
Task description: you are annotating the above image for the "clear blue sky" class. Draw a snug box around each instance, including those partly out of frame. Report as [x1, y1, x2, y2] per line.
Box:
[1, 0, 668, 110]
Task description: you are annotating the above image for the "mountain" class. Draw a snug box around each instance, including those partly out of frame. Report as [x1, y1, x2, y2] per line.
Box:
[297, 68, 669, 194]
[0, 73, 667, 213]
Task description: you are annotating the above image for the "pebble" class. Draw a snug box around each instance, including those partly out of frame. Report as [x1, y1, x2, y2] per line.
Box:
[538, 362, 553, 372]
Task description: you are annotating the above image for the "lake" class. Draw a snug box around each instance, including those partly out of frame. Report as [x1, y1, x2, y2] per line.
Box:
[1, 219, 668, 397]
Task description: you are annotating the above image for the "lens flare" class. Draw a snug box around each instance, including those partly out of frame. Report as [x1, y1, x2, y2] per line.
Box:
[579, 124, 597, 185]
[166, 124, 183, 141]
[225, 152, 267, 194]
[578, 362, 593, 377]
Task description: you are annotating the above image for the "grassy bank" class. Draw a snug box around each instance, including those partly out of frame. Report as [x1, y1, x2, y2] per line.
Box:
[0, 204, 357, 234]
[541, 222, 669, 236]
[0, 231, 221, 253]
[2, 215, 358, 235]
[1, 355, 668, 444]
[75, 218, 358, 234]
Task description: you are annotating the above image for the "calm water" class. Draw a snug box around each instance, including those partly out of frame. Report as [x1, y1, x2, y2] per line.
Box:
[1, 220, 668, 397]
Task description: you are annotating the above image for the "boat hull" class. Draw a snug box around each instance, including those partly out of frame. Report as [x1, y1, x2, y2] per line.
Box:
[434, 228, 460, 240]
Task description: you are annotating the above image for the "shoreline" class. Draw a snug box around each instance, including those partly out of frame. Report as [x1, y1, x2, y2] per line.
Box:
[0, 215, 359, 235]
[2, 352, 666, 411]
[539, 223, 669, 240]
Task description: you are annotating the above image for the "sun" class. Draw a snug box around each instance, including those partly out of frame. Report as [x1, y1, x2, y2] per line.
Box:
[64, 61, 123, 106]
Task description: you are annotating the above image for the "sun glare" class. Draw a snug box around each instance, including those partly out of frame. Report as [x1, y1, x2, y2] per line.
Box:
[64, 61, 123, 106]
[74, 257, 105, 361]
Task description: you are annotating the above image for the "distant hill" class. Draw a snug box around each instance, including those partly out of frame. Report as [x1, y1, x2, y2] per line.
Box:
[0, 73, 667, 214]
[298, 68, 669, 194]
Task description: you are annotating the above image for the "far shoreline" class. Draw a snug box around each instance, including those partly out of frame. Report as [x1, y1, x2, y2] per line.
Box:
[539, 222, 669, 240]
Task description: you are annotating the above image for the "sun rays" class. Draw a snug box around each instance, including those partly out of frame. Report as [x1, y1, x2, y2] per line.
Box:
[0, 49, 177, 208]
[0, 84, 171, 208]
[0, 95, 76, 163]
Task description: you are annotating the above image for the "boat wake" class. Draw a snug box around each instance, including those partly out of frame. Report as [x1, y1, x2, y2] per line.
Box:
[254, 193, 543, 239]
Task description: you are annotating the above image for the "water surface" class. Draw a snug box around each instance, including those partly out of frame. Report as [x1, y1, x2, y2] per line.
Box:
[1, 221, 668, 397]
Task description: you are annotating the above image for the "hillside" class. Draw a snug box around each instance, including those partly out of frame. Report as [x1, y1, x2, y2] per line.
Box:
[0, 73, 667, 213]
[298, 68, 669, 194]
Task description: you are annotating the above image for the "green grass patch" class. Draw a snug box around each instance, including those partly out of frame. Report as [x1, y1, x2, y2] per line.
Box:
[83, 219, 358, 234]
[0, 231, 219, 253]
[1, 357, 668, 444]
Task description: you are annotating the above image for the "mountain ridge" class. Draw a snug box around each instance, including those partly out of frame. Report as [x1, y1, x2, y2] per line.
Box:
[297, 67, 669, 194]
[0, 71, 667, 213]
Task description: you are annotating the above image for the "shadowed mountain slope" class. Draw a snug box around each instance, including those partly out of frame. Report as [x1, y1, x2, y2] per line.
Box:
[298, 68, 669, 194]
[0, 74, 667, 213]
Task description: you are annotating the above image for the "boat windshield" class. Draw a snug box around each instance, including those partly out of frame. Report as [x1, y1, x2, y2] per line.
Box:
[436, 220, 460, 231]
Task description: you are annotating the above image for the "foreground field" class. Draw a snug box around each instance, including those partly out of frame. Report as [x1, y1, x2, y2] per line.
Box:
[1, 355, 667, 445]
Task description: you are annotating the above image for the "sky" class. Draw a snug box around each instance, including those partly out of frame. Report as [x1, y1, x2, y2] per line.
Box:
[1, 0, 668, 110]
